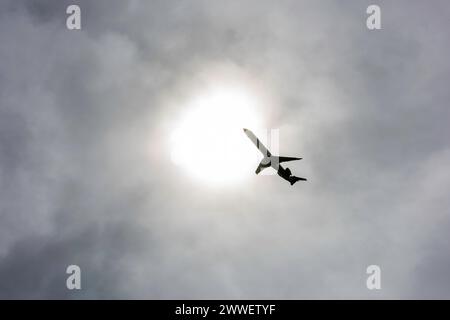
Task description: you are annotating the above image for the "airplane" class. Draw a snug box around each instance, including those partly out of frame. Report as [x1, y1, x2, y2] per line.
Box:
[243, 128, 307, 185]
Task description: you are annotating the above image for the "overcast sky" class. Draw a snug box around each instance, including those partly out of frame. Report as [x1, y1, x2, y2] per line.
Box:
[1, 0, 450, 299]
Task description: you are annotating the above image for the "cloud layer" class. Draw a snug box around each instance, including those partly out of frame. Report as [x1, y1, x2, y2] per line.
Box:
[0, 0, 450, 298]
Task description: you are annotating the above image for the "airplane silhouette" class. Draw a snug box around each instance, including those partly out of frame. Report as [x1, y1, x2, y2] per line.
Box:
[243, 128, 307, 185]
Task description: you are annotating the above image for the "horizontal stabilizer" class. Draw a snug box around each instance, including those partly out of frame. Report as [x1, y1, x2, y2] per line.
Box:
[289, 176, 307, 185]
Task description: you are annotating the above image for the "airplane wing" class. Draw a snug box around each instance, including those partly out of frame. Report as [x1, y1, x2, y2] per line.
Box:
[243, 128, 271, 157]
[278, 156, 302, 163]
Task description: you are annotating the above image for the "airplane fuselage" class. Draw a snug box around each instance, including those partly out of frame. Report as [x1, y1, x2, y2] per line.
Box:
[277, 165, 291, 180]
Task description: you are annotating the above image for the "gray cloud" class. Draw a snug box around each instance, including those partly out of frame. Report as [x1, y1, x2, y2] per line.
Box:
[0, 0, 450, 299]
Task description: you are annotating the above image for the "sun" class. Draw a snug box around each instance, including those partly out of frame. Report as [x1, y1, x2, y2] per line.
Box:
[170, 86, 264, 186]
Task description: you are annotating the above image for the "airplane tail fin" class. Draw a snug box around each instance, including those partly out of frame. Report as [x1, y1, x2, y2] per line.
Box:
[289, 176, 307, 185]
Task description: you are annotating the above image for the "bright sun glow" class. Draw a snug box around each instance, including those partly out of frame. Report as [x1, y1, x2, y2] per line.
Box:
[170, 86, 264, 185]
